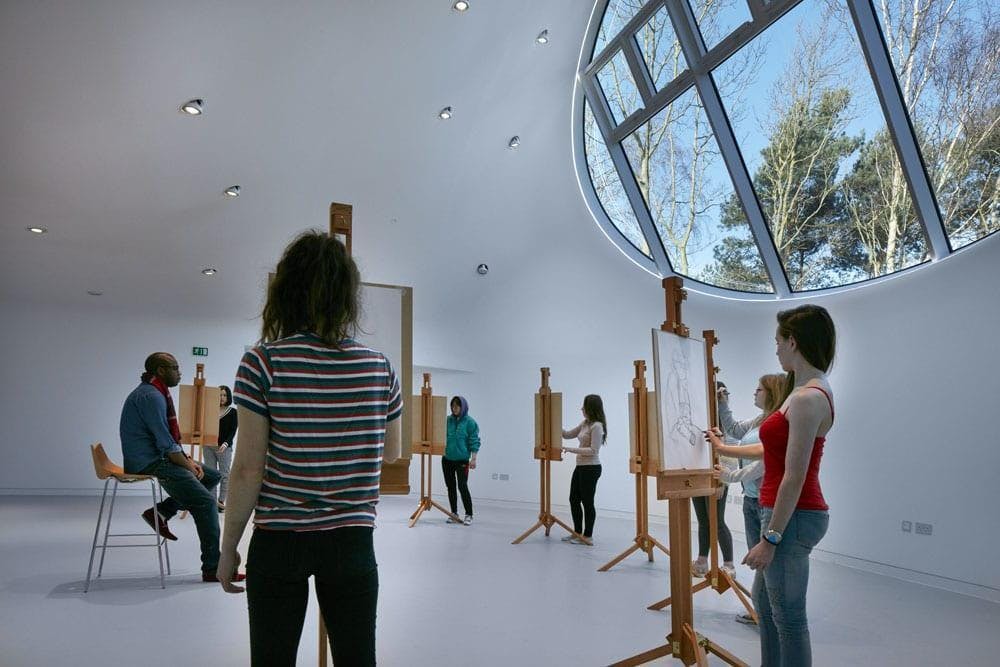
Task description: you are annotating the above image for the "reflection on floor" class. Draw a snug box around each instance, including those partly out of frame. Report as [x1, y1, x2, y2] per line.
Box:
[1, 495, 997, 666]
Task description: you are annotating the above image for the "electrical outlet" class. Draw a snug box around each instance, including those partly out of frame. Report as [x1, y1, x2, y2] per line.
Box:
[901, 520, 912, 533]
[499, 473, 510, 481]
[491, 473, 498, 480]
[915, 522, 933, 536]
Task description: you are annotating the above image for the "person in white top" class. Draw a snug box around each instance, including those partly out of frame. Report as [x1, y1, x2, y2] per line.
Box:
[560, 394, 606, 545]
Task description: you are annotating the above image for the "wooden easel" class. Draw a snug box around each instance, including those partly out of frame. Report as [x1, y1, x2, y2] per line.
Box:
[408, 373, 462, 527]
[646, 302, 756, 622]
[512, 368, 587, 545]
[612, 278, 747, 667]
[177, 364, 220, 520]
[599, 359, 670, 571]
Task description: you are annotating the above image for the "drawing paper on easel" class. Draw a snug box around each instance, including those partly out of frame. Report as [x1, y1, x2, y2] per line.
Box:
[651, 329, 711, 470]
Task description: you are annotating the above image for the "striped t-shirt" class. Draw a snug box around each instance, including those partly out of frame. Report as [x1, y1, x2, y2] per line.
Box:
[234, 333, 402, 531]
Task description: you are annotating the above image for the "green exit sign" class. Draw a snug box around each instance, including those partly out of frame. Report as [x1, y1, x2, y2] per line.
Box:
[192, 347, 208, 356]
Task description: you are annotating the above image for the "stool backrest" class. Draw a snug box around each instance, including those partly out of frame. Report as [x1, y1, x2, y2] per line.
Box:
[90, 443, 124, 480]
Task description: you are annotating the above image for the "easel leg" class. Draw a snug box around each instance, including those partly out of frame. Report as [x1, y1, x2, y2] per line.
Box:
[318, 616, 328, 667]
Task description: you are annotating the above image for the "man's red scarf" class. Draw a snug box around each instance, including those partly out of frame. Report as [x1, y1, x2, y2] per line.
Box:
[143, 373, 182, 444]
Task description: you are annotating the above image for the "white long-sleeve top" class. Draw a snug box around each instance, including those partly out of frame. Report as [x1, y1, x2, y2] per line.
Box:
[562, 420, 604, 466]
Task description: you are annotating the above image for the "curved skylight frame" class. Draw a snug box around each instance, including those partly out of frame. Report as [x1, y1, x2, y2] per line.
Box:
[573, 0, 994, 300]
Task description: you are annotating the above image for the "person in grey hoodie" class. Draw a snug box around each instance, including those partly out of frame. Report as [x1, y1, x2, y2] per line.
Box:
[443, 396, 481, 525]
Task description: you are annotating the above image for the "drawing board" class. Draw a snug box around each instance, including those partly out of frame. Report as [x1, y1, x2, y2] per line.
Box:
[651, 329, 711, 470]
[411, 394, 447, 456]
[533, 392, 563, 461]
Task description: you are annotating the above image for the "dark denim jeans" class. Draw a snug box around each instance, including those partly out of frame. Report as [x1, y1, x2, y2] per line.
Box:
[743, 495, 762, 551]
[753, 508, 829, 667]
[246, 527, 379, 667]
[140, 458, 220, 572]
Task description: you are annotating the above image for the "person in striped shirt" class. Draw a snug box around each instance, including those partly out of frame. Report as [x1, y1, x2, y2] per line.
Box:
[217, 231, 402, 667]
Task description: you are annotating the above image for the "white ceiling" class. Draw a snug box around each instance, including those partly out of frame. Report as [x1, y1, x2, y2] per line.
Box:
[0, 0, 617, 322]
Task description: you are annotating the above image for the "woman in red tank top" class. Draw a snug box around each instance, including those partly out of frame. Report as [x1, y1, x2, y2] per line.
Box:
[723, 304, 835, 667]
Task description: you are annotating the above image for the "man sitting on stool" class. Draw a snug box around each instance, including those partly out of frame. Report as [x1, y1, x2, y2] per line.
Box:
[119, 352, 245, 583]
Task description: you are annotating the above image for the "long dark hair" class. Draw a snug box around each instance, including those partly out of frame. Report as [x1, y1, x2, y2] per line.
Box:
[219, 385, 233, 407]
[261, 230, 361, 346]
[582, 394, 607, 443]
[777, 304, 836, 394]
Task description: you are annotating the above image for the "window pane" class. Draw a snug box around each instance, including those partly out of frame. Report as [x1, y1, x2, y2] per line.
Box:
[692, 0, 752, 51]
[584, 99, 651, 257]
[636, 5, 688, 91]
[594, 0, 650, 58]
[872, 0, 1000, 250]
[623, 87, 773, 292]
[597, 50, 643, 125]
[714, 0, 930, 291]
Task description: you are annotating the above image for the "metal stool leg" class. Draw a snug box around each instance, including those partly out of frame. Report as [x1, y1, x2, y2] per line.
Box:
[151, 479, 166, 589]
[97, 479, 120, 578]
[84, 479, 111, 593]
[157, 480, 171, 575]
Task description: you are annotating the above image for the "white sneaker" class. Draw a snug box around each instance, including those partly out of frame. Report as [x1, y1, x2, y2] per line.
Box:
[735, 613, 757, 626]
[561, 534, 578, 542]
[691, 560, 709, 577]
[722, 564, 737, 579]
[463, 515, 473, 526]
[446, 516, 461, 524]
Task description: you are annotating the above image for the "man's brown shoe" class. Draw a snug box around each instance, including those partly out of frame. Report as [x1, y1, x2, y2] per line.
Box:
[141, 508, 178, 541]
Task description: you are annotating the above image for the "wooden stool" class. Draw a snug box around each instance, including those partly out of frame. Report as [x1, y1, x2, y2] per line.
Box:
[85, 443, 171, 592]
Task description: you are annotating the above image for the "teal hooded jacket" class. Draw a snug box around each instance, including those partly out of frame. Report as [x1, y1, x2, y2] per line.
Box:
[445, 396, 480, 461]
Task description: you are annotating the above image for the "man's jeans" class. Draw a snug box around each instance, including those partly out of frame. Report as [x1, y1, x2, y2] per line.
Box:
[753, 507, 829, 667]
[141, 458, 221, 573]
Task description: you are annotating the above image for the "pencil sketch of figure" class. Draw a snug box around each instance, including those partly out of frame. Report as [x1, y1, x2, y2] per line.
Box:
[653, 330, 711, 471]
[666, 342, 702, 448]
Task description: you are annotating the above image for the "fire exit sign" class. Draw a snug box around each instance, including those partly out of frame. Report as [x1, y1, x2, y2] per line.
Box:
[192, 347, 208, 356]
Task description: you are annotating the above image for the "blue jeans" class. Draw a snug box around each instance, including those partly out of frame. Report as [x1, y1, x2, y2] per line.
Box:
[140, 458, 221, 572]
[743, 495, 762, 550]
[753, 508, 829, 667]
[247, 527, 379, 666]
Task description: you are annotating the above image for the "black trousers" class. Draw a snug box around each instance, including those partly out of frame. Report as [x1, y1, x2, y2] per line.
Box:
[441, 457, 473, 516]
[246, 527, 378, 667]
[692, 486, 734, 561]
[569, 465, 602, 537]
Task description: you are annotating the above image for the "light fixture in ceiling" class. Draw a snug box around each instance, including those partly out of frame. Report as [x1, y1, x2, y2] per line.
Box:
[26, 226, 48, 234]
[476, 263, 489, 275]
[438, 106, 453, 120]
[535, 29, 549, 44]
[508, 136, 521, 149]
[452, 1, 470, 12]
[223, 185, 241, 198]
[180, 99, 204, 115]
[201, 268, 218, 276]
[86, 290, 104, 297]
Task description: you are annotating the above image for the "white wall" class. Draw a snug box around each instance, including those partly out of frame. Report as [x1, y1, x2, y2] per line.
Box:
[0, 300, 258, 491]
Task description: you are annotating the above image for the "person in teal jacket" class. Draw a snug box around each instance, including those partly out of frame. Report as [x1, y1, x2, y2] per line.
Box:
[443, 396, 480, 525]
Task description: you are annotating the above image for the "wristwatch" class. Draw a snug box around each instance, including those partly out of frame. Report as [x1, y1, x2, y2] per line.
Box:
[764, 529, 783, 545]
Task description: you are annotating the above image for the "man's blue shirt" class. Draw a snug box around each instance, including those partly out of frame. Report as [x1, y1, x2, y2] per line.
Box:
[120, 383, 183, 473]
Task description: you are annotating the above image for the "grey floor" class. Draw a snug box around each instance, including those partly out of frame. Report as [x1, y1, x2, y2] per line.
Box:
[1, 495, 997, 666]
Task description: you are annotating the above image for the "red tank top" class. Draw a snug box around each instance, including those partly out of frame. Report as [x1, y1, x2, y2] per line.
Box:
[758, 386, 832, 511]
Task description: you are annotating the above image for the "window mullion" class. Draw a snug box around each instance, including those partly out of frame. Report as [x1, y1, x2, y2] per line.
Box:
[845, 0, 951, 259]
[664, 0, 791, 296]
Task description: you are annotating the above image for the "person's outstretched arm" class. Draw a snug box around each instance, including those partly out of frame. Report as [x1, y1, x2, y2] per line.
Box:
[217, 406, 268, 593]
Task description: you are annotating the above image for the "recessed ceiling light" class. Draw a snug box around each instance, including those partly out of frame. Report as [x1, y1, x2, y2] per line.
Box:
[536, 29, 549, 44]
[438, 106, 453, 120]
[201, 268, 217, 276]
[508, 136, 521, 149]
[26, 226, 48, 234]
[180, 99, 204, 115]
[224, 185, 241, 198]
[86, 290, 103, 296]
[452, 1, 469, 11]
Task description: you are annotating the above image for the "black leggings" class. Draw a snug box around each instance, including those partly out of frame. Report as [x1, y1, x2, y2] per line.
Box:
[246, 527, 378, 666]
[441, 457, 473, 516]
[692, 486, 734, 561]
[569, 465, 602, 537]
